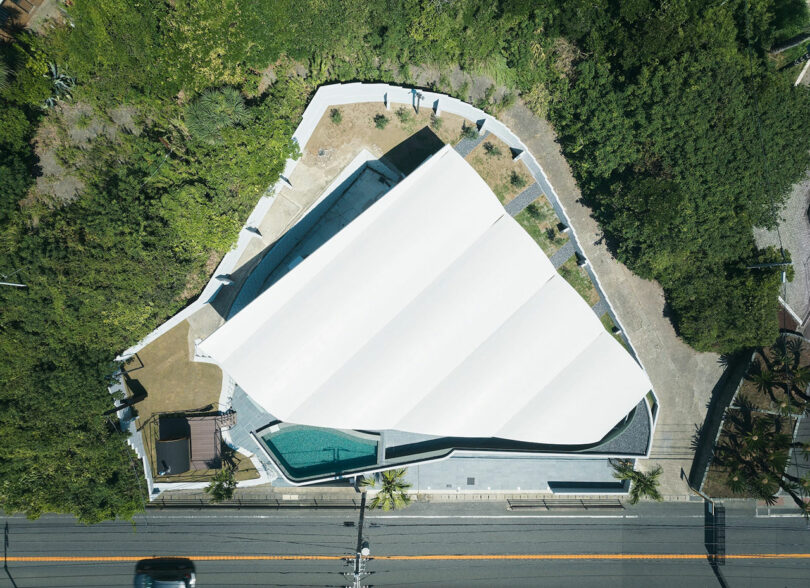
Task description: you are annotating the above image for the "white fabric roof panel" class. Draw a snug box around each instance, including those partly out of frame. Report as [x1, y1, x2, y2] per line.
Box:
[200, 145, 652, 445]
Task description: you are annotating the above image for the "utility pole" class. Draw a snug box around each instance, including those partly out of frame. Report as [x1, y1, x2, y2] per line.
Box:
[346, 492, 371, 588]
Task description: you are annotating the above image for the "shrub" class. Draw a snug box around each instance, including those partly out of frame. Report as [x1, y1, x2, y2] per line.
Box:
[510, 171, 528, 189]
[457, 80, 470, 101]
[500, 92, 517, 111]
[329, 108, 342, 125]
[483, 83, 496, 103]
[438, 73, 452, 93]
[374, 113, 389, 129]
[430, 112, 443, 130]
[0, 58, 10, 93]
[460, 124, 479, 140]
[395, 107, 412, 124]
[483, 141, 501, 157]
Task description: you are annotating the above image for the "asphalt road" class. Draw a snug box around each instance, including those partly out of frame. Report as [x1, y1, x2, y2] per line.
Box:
[2, 501, 809, 587]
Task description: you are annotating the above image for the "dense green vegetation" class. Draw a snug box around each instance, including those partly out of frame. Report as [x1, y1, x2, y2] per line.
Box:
[1, 0, 808, 521]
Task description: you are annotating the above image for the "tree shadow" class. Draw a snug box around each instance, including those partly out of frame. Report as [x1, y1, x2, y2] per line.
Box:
[688, 350, 753, 490]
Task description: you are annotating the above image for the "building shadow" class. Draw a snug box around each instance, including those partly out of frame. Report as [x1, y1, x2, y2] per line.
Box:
[380, 126, 446, 176]
[207, 127, 445, 323]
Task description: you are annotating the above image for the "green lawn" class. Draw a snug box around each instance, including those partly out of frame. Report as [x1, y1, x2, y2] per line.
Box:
[513, 197, 569, 257]
[559, 257, 599, 306]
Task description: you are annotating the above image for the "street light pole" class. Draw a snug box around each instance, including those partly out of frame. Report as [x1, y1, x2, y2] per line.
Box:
[347, 492, 370, 588]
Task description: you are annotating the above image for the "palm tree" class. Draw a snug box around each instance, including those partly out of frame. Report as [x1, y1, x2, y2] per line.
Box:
[714, 400, 809, 514]
[205, 467, 237, 503]
[363, 468, 412, 511]
[771, 336, 792, 372]
[749, 361, 777, 397]
[610, 459, 663, 504]
[185, 87, 250, 145]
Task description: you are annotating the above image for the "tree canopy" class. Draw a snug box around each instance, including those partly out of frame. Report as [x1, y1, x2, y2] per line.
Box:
[1, 0, 809, 521]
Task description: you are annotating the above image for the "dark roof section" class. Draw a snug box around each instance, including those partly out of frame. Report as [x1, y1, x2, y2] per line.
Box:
[156, 438, 190, 475]
[157, 414, 227, 472]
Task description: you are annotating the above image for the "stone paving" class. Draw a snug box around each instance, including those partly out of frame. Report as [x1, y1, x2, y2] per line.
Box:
[500, 102, 724, 497]
[454, 130, 489, 158]
[403, 455, 616, 493]
[591, 297, 609, 317]
[225, 385, 290, 486]
[504, 182, 543, 216]
[549, 239, 576, 270]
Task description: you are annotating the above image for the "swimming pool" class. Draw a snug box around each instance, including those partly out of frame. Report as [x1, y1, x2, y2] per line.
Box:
[258, 423, 380, 481]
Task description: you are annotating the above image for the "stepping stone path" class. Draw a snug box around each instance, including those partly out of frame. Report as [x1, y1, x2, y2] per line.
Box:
[504, 182, 544, 217]
[454, 130, 489, 158]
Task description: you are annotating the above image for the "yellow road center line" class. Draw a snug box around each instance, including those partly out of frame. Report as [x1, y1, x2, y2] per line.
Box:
[4, 553, 810, 562]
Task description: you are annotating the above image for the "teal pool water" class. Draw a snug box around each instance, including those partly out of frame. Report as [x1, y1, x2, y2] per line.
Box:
[260, 424, 379, 480]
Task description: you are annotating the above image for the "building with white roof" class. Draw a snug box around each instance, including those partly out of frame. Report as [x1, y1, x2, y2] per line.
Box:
[200, 146, 652, 450]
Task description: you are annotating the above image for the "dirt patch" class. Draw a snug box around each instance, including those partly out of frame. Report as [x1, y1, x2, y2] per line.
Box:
[61, 102, 109, 148]
[307, 102, 466, 162]
[109, 105, 141, 136]
[513, 196, 570, 257]
[303, 102, 467, 180]
[465, 135, 532, 204]
[257, 64, 278, 95]
[124, 320, 222, 426]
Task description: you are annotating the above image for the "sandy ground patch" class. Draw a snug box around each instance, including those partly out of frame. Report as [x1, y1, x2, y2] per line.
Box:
[124, 320, 222, 423]
[465, 134, 532, 204]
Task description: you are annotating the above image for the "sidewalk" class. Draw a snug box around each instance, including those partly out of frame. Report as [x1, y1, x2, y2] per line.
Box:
[500, 102, 724, 497]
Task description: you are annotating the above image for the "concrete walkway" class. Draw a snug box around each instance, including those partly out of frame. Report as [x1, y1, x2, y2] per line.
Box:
[403, 455, 615, 493]
[500, 102, 724, 497]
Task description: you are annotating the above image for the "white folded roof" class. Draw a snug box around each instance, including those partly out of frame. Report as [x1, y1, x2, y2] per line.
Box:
[200, 145, 651, 445]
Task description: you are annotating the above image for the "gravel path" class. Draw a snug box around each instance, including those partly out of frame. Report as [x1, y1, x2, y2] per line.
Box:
[549, 239, 575, 270]
[504, 182, 543, 216]
[454, 130, 489, 158]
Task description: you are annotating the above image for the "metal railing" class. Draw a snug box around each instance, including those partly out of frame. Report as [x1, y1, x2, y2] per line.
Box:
[507, 498, 623, 510]
[147, 496, 362, 509]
